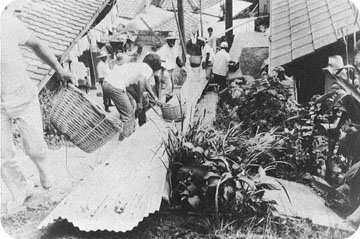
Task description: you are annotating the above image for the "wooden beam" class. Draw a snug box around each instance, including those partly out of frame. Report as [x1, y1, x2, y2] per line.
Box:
[38, 0, 112, 92]
[177, 0, 185, 47]
[225, 0, 233, 47]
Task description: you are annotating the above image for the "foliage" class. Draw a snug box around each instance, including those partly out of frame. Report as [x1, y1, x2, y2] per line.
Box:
[164, 117, 282, 226]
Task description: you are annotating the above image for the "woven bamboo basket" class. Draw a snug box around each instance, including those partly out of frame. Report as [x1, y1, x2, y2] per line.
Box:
[50, 84, 123, 153]
[160, 103, 187, 122]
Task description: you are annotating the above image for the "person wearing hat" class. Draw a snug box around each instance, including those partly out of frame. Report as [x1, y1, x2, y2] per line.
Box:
[199, 37, 215, 80]
[207, 27, 216, 53]
[96, 47, 114, 112]
[1, 3, 75, 211]
[157, 31, 184, 89]
[213, 41, 231, 91]
[322, 55, 357, 94]
[103, 53, 162, 137]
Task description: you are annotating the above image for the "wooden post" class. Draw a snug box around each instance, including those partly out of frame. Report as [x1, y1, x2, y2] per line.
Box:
[177, 0, 185, 48]
[199, 0, 203, 37]
[225, 0, 233, 47]
[173, 1, 186, 62]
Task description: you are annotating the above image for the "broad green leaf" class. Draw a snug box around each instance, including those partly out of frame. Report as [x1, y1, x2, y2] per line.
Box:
[235, 190, 243, 204]
[203, 172, 220, 180]
[188, 195, 201, 209]
[187, 183, 198, 195]
[183, 142, 194, 150]
[193, 146, 204, 154]
[344, 161, 360, 179]
[208, 177, 220, 187]
[237, 176, 256, 191]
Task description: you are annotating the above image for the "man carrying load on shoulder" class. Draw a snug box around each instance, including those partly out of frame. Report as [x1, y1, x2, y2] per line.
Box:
[102, 53, 162, 139]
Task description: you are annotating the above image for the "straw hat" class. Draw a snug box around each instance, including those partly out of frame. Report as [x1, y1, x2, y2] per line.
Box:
[97, 47, 110, 58]
[322, 55, 354, 80]
[220, 41, 228, 48]
[166, 31, 178, 40]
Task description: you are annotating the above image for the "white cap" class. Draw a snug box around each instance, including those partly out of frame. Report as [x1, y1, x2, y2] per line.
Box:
[220, 41, 228, 48]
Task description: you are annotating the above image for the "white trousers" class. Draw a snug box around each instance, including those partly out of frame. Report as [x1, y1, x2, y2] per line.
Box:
[1, 96, 48, 204]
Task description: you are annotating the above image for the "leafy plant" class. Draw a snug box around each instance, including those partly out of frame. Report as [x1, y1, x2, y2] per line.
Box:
[164, 117, 281, 227]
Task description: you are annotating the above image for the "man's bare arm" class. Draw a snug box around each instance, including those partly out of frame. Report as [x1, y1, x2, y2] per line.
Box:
[25, 35, 74, 83]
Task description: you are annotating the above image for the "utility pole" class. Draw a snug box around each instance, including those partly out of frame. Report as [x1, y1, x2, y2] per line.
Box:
[225, 0, 233, 47]
[199, 0, 203, 37]
[177, 0, 185, 46]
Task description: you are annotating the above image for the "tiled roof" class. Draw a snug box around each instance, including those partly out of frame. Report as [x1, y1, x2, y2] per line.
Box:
[18, 0, 110, 85]
[122, 5, 217, 42]
[159, 0, 221, 12]
[154, 11, 200, 41]
[270, 0, 360, 67]
[116, 0, 146, 19]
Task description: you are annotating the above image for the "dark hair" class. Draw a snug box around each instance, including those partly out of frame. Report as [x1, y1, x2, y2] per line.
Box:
[207, 27, 213, 32]
[143, 53, 162, 72]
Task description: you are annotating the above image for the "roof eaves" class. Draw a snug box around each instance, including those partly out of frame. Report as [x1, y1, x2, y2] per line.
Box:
[37, 0, 113, 91]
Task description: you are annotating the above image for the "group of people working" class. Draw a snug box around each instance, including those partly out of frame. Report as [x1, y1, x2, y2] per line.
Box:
[193, 27, 233, 91]
[95, 31, 189, 139]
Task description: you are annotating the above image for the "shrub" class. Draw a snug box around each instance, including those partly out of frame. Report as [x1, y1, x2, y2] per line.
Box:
[164, 118, 280, 226]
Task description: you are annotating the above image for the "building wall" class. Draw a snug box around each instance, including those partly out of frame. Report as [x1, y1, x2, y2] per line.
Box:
[286, 42, 348, 103]
[259, 0, 270, 15]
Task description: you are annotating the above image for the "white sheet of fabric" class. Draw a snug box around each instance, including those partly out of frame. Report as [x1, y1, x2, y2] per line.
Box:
[213, 49, 231, 76]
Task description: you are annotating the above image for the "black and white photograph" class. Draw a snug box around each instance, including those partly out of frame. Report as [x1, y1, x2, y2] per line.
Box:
[1, 0, 360, 238]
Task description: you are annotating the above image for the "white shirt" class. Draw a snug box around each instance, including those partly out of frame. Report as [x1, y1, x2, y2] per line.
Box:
[106, 63, 153, 90]
[1, 12, 37, 110]
[96, 60, 110, 80]
[213, 49, 231, 76]
[157, 42, 181, 70]
[208, 36, 216, 53]
[202, 44, 215, 63]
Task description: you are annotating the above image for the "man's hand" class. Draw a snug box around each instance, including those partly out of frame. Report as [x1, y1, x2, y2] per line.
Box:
[58, 68, 75, 84]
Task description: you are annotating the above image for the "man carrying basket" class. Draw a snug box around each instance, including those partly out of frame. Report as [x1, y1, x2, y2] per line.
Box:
[103, 53, 162, 139]
[1, 3, 75, 211]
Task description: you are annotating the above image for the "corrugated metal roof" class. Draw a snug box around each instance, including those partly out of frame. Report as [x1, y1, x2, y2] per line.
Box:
[38, 116, 169, 232]
[160, 0, 222, 12]
[38, 71, 210, 233]
[270, 0, 360, 67]
[16, 0, 110, 84]
[116, 0, 146, 19]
